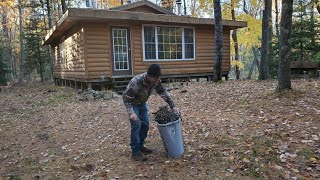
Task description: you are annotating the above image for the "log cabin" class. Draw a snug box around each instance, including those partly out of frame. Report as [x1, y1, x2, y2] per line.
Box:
[43, 0, 247, 90]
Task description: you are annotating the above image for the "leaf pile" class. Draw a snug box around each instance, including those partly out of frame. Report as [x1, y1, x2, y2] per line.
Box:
[154, 106, 179, 124]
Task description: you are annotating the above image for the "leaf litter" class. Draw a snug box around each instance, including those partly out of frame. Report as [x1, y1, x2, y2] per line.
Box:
[0, 79, 319, 179]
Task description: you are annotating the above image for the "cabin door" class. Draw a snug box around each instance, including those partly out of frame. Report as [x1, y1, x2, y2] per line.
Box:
[111, 27, 132, 76]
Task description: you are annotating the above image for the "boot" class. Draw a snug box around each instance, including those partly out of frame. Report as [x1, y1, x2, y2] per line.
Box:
[140, 146, 153, 155]
[132, 152, 147, 161]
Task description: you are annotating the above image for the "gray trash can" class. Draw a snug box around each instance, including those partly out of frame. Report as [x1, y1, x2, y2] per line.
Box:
[157, 118, 184, 158]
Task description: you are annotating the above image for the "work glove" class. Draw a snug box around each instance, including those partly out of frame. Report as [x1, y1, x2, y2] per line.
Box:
[129, 113, 139, 121]
[172, 107, 180, 115]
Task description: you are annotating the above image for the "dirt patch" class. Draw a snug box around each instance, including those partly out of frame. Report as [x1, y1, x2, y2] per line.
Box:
[0, 80, 319, 179]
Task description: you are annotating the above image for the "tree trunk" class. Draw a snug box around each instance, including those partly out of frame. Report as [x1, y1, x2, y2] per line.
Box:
[61, 0, 67, 13]
[18, 0, 24, 83]
[1, 4, 13, 81]
[213, 0, 223, 81]
[36, 41, 44, 82]
[46, 0, 52, 29]
[259, 0, 271, 80]
[190, 0, 196, 16]
[277, 0, 293, 91]
[310, 1, 316, 56]
[247, 47, 260, 80]
[268, 0, 274, 78]
[299, 0, 304, 61]
[183, 0, 187, 15]
[57, 1, 62, 17]
[275, 0, 280, 49]
[231, 0, 240, 80]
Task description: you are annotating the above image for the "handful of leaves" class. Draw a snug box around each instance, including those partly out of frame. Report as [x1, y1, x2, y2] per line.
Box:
[154, 106, 180, 124]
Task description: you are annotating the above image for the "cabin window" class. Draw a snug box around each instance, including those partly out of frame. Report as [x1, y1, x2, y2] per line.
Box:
[144, 26, 156, 60]
[184, 28, 194, 59]
[143, 25, 195, 61]
[59, 36, 67, 65]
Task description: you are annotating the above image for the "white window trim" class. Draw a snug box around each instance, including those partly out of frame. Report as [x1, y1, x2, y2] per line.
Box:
[112, 28, 130, 71]
[142, 24, 196, 62]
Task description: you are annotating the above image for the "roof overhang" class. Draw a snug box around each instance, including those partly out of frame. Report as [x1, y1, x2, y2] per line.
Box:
[44, 8, 247, 45]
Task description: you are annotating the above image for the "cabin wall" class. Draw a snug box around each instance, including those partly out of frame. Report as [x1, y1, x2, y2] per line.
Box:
[83, 23, 111, 80]
[132, 23, 231, 75]
[52, 26, 86, 80]
[53, 22, 231, 81]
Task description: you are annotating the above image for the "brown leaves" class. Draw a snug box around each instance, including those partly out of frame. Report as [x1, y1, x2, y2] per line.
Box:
[0, 80, 319, 179]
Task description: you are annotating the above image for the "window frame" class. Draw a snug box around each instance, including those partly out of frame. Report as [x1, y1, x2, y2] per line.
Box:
[142, 24, 195, 61]
[112, 28, 130, 71]
[59, 36, 67, 65]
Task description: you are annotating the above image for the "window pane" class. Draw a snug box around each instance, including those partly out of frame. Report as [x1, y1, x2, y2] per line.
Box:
[184, 28, 194, 44]
[165, 52, 170, 59]
[158, 52, 164, 59]
[144, 26, 156, 60]
[115, 62, 119, 69]
[170, 52, 177, 59]
[185, 44, 194, 59]
[164, 36, 169, 43]
[184, 28, 194, 59]
[177, 44, 182, 51]
[156, 26, 183, 60]
[177, 52, 182, 59]
[158, 44, 164, 51]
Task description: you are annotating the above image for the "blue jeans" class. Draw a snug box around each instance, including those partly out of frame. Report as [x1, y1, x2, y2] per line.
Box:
[130, 103, 150, 155]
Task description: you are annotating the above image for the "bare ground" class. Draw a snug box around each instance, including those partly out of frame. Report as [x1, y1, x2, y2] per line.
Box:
[0, 79, 319, 180]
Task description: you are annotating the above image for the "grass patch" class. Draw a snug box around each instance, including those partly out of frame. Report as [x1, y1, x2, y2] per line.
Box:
[8, 175, 21, 180]
[48, 93, 71, 105]
[214, 136, 237, 147]
[273, 89, 304, 99]
[236, 137, 279, 178]
[298, 147, 315, 159]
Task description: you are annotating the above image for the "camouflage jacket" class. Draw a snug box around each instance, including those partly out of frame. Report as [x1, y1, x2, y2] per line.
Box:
[122, 72, 175, 115]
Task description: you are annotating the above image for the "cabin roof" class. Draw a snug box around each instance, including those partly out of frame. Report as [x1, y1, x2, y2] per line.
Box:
[44, 4, 247, 45]
[110, 0, 175, 15]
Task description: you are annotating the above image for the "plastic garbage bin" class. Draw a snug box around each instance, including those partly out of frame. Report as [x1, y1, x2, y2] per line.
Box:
[157, 118, 184, 158]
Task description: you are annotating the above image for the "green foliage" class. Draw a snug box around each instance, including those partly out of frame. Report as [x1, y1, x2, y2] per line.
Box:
[312, 52, 320, 62]
[24, 1, 52, 81]
[291, 1, 320, 62]
[0, 39, 8, 85]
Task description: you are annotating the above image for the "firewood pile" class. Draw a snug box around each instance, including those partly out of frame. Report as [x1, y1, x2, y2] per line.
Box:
[154, 106, 180, 124]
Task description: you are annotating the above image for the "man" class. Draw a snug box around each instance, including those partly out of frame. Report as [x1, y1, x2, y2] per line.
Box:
[122, 64, 179, 161]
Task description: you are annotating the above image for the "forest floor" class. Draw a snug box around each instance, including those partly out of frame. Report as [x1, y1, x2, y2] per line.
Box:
[0, 79, 319, 180]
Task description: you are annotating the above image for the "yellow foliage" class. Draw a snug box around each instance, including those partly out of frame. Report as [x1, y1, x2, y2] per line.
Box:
[105, 0, 121, 8]
[236, 14, 262, 48]
[231, 60, 244, 69]
[0, 0, 14, 7]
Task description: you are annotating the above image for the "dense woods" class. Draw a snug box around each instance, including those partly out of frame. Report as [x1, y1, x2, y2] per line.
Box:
[0, 0, 319, 87]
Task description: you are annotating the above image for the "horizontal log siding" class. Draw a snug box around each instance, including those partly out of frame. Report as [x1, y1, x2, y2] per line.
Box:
[84, 23, 111, 79]
[52, 27, 86, 79]
[132, 25, 231, 75]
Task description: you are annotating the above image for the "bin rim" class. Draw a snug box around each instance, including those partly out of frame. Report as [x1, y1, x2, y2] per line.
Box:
[157, 118, 181, 127]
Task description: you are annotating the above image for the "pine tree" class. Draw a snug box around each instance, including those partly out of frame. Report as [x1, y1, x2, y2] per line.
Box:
[291, 0, 320, 62]
[24, 0, 51, 81]
[0, 42, 8, 85]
